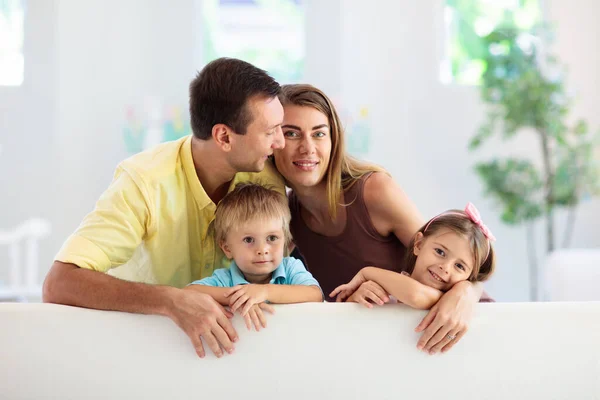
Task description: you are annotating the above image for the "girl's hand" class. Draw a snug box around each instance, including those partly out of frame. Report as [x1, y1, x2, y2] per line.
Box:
[346, 280, 390, 308]
[239, 303, 275, 332]
[329, 270, 369, 302]
[225, 284, 269, 315]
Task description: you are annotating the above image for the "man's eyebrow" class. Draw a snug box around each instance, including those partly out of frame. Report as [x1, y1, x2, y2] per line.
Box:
[267, 122, 283, 130]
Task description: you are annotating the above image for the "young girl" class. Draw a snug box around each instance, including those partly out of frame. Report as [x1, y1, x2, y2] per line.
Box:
[330, 203, 496, 310]
[186, 183, 323, 331]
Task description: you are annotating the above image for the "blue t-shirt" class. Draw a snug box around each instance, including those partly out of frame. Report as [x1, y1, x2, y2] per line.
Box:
[189, 257, 321, 288]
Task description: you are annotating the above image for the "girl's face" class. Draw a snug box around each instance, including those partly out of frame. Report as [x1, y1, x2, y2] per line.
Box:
[410, 228, 474, 291]
[273, 105, 332, 190]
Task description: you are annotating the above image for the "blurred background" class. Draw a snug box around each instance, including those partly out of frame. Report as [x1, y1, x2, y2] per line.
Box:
[1, 0, 599, 302]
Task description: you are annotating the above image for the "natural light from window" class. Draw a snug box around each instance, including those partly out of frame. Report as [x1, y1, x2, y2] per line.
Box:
[441, 0, 540, 85]
[200, 0, 304, 84]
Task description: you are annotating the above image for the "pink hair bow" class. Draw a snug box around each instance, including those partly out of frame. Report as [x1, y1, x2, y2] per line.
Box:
[464, 202, 496, 242]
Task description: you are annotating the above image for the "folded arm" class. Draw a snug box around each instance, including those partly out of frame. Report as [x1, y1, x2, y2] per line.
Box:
[361, 267, 443, 309]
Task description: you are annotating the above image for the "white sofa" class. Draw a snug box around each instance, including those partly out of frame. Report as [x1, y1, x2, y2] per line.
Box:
[1, 302, 599, 399]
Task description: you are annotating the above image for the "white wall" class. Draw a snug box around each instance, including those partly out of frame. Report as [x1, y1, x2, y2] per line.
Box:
[1, 0, 599, 301]
[0, 0, 59, 293]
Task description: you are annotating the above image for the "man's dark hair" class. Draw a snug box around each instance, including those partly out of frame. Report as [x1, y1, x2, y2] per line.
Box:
[189, 58, 281, 140]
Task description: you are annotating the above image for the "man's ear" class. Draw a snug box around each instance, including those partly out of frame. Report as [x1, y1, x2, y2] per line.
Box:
[413, 232, 425, 256]
[212, 124, 233, 152]
[220, 240, 233, 259]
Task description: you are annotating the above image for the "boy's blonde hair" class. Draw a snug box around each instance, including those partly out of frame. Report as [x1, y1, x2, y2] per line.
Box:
[405, 212, 496, 283]
[215, 183, 292, 250]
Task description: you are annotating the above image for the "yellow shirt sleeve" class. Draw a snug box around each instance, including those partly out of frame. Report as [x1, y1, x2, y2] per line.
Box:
[55, 167, 151, 273]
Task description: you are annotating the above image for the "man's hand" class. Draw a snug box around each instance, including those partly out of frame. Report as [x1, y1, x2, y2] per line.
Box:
[336, 280, 390, 307]
[225, 284, 269, 315]
[168, 289, 238, 358]
[240, 303, 275, 331]
[415, 281, 478, 354]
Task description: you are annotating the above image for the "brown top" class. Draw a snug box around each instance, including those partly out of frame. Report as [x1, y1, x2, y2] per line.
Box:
[289, 173, 408, 301]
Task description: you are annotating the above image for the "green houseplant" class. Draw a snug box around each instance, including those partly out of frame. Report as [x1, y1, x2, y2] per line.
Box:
[469, 25, 600, 300]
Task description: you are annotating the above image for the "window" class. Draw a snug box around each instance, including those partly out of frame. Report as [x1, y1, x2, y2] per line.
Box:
[200, 0, 304, 83]
[0, 0, 24, 86]
[441, 0, 541, 85]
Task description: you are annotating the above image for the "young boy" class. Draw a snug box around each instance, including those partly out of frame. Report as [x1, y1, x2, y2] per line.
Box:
[185, 183, 323, 331]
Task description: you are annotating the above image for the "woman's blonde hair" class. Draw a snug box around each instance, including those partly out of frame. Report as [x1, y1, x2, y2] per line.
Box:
[404, 212, 496, 283]
[278, 84, 387, 219]
[214, 183, 292, 251]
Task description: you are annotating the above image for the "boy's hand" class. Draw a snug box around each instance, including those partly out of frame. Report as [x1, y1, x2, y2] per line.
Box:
[240, 303, 275, 331]
[226, 284, 269, 315]
[329, 270, 368, 302]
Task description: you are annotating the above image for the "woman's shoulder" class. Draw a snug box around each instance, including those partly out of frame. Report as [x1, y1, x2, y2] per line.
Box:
[362, 172, 423, 242]
[362, 171, 395, 200]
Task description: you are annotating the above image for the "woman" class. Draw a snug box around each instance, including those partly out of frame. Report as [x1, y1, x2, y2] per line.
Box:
[273, 84, 488, 354]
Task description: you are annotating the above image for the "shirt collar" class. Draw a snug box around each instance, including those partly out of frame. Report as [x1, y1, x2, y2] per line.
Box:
[180, 135, 212, 210]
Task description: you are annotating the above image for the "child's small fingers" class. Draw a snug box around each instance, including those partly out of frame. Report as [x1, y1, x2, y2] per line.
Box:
[329, 285, 347, 298]
[358, 297, 373, 309]
[242, 300, 256, 317]
[249, 308, 261, 331]
[259, 303, 275, 314]
[256, 308, 267, 328]
[231, 297, 244, 312]
[365, 290, 384, 305]
[225, 285, 243, 298]
[243, 314, 252, 331]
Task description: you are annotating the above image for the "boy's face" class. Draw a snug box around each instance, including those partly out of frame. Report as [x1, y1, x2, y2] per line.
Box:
[220, 217, 285, 283]
[410, 228, 474, 291]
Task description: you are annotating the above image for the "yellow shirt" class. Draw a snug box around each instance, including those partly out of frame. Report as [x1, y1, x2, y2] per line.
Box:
[55, 135, 285, 288]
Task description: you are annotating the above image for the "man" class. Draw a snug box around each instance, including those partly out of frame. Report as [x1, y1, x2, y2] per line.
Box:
[43, 58, 285, 359]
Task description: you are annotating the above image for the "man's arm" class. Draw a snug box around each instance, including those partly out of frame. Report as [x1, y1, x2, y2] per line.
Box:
[43, 261, 175, 315]
[44, 261, 238, 358]
[184, 285, 231, 306]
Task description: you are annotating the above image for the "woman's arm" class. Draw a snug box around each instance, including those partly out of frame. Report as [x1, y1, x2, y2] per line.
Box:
[358, 267, 442, 309]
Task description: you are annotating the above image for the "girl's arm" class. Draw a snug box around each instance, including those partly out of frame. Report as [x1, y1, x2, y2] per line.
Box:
[332, 267, 442, 310]
[359, 267, 442, 309]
